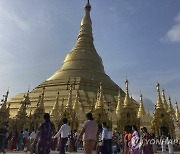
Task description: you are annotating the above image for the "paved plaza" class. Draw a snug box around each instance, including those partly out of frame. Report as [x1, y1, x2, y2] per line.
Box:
[2, 151, 180, 154]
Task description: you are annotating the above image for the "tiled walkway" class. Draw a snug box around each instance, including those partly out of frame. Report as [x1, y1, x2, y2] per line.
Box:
[3, 150, 180, 154]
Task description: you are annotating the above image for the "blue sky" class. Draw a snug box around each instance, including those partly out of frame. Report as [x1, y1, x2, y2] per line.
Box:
[0, 0, 180, 109]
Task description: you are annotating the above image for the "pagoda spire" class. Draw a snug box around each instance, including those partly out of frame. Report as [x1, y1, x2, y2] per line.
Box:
[66, 85, 73, 109]
[35, 87, 45, 111]
[78, 0, 92, 40]
[33, 87, 45, 125]
[175, 101, 180, 121]
[116, 89, 122, 116]
[48, 0, 111, 81]
[155, 83, 163, 109]
[137, 94, 146, 118]
[50, 92, 60, 116]
[95, 82, 104, 109]
[167, 96, 175, 119]
[124, 79, 130, 107]
[162, 89, 168, 109]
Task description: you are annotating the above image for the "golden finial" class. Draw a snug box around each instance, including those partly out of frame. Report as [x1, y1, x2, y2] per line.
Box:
[156, 82, 160, 89]
[140, 94, 143, 101]
[85, 0, 91, 12]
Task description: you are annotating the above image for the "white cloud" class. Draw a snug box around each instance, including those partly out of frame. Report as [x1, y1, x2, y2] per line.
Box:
[162, 12, 180, 43]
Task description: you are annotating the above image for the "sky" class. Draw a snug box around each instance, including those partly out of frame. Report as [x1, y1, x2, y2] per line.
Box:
[0, 0, 180, 110]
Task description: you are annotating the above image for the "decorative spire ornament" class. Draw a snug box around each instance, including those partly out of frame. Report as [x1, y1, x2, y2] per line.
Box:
[167, 96, 175, 119]
[137, 94, 146, 118]
[155, 83, 163, 109]
[162, 89, 168, 109]
[124, 79, 130, 107]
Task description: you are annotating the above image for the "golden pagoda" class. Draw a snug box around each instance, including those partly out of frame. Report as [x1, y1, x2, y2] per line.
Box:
[151, 83, 175, 137]
[116, 79, 140, 133]
[93, 82, 110, 125]
[8, 1, 126, 131]
[3, 1, 178, 138]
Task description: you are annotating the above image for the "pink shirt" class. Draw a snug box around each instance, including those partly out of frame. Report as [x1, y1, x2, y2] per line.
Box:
[82, 120, 98, 141]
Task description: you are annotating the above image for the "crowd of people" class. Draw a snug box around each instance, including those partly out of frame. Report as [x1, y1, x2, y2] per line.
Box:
[0, 112, 176, 154]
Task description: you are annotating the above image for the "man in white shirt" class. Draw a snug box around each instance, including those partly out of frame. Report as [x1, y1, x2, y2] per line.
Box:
[107, 126, 113, 154]
[101, 122, 108, 154]
[54, 118, 71, 154]
[29, 129, 36, 140]
[23, 129, 29, 148]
